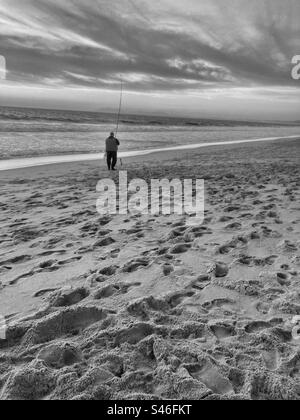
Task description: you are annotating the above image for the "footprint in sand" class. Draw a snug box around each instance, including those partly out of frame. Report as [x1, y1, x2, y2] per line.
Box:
[189, 226, 213, 238]
[114, 323, 154, 346]
[170, 243, 191, 254]
[80, 217, 112, 236]
[35, 256, 82, 273]
[38, 249, 67, 257]
[94, 282, 141, 300]
[244, 320, 280, 334]
[279, 352, 300, 378]
[34, 288, 59, 298]
[157, 246, 170, 256]
[185, 361, 234, 395]
[0, 254, 32, 266]
[97, 229, 112, 237]
[0, 267, 11, 275]
[37, 342, 83, 369]
[238, 255, 277, 267]
[202, 298, 236, 311]
[262, 349, 280, 371]
[122, 257, 150, 273]
[212, 262, 229, 278]
[125, 226, 145, 235]
[171, 219, 187, 228]
[217, 239, 239, 255]
[162, 264, 174, 276]
[276, 272, 291, 286]
[98, 216, 113, 226]
[48, 287, 90, 307]
[93, 236, 115, 248]
[219, 216, 234, 223]
[278, 240, 298, 253]
[189, 274, 211, 291]
[9, 269, 35, 285]
[21, 306, 109, 346]
[39, 259, 57, 269]
[166, 290, 196, 308]
[225, 222, 242, 231]
[98, 265, 119, 276]
[209, 322, 236, 340]
[167, 227, 187, 240]
[109, 248, 121, 259]
[224, 205, 241, 213]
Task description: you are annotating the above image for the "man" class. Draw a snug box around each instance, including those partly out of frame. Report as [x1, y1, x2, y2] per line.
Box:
[105, 132, 120, 171]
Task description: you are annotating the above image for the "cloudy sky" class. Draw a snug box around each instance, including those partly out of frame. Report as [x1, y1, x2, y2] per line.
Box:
[0, 0, 299, 120]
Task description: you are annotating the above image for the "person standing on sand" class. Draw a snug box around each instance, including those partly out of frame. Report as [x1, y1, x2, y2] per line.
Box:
[105, 132, 120, 171]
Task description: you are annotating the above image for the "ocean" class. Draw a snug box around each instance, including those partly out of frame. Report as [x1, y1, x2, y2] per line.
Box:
[0, 106, 299, 162]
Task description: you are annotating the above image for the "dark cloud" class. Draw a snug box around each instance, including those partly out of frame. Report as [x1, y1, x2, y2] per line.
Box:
[0, 0, 299, 93]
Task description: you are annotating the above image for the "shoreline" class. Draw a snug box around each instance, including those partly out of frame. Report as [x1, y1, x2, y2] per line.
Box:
[0, 134, 299, 172]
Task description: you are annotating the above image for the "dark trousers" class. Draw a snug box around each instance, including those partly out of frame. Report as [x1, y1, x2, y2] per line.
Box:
[106, 151, 117, 170]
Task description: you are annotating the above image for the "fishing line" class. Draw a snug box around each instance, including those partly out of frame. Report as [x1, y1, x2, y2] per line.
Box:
[113, 1, 151, 165]
[115, 78, 123, 136]
[115, 0, 151, 136]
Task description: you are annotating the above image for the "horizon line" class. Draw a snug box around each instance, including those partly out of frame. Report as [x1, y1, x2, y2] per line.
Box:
[0, 103, 299, 125]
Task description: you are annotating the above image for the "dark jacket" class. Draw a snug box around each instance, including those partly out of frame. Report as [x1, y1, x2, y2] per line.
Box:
[106, 136, 120, 152]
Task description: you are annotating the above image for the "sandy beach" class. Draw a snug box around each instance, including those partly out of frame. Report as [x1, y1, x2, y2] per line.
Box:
[0, 137, 299, 400]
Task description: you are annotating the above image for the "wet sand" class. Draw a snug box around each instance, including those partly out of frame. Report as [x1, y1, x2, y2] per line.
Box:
[0, 134, 299, 171]
[0, 137, 299, 400]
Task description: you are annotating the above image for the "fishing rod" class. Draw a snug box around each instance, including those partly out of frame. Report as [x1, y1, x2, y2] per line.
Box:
[115, 78, 123, 136]
[115, 78, 124, 166]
